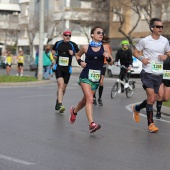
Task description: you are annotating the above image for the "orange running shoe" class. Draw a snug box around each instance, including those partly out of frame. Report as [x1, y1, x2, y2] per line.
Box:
[148, 123, 159, 133]
[132, 104, 140, 122]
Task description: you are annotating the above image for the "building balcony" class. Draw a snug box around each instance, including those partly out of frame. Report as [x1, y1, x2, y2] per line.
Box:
[53, 10, 106, 22]
[0, 3, 20, 13]
[19, 0, 30, 3]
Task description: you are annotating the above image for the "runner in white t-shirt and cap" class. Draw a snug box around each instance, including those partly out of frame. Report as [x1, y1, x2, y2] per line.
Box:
[131, 18, 170, 133]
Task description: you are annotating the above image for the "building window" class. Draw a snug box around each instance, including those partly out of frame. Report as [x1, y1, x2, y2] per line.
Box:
[25, 5, 29, 16]
[24, 27, 27, 38]
[81, 2, 92, 9]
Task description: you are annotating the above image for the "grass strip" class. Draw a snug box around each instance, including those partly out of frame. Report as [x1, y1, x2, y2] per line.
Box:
[0, 75, 37, 82]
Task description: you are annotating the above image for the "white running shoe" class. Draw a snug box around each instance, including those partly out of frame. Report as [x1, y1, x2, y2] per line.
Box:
[124, 83, 129, 89]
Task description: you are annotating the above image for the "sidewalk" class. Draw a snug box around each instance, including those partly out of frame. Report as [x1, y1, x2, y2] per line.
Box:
[153, 104, 170, 117]
[0, 79, 54, 87]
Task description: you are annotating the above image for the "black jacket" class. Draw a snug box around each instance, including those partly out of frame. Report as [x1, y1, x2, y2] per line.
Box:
[115, 48, 133, 67]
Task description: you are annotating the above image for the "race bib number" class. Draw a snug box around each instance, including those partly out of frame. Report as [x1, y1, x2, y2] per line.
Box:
[163, 70, 170, 79]
[59, 56, 69, 66]
[18, 57, 24, 63]
[88, 69, 101, 82]
[151, 62, 163, 73]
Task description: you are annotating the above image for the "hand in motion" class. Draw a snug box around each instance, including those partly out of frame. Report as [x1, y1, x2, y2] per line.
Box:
[103, 51, 109, 59]
[141, 58, 150, 65]
[68, 50, 74, 55]
[80, 61, 86, 68]
[158, 54, 168, 61]
[114, 62, 118, 66]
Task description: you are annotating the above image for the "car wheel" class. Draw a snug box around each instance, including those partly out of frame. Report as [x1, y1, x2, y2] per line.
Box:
[107, 70, 112, 77]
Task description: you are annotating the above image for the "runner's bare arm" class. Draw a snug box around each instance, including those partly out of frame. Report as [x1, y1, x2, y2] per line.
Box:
[133, 47, 150, 65]
[76, 45, 87, 68]
[103, 45, 114, 65]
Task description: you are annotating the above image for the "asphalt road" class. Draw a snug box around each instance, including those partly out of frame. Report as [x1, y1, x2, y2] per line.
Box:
[0, 71, 170, 170]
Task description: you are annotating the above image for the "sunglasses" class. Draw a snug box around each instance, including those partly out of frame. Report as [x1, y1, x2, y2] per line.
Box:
[64, 34, 71, 37]
[154, 25, 163, 29]
[97, 31, 104, 35]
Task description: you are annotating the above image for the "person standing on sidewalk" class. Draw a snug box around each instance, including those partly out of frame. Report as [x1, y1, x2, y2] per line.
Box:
[156, 57, 170, 119]
[43, 45, 54, 80]
[132, 18, 170, 133]
[69, 26, 113, 133]
[16, 50, 25, 76]
[52, 30, 79, 113]
[93, 35, 113, 106]
[5, 51, 13, 75]
[35, 50, 39, 78]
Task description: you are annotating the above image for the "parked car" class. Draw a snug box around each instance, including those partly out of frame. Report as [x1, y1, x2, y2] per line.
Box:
[107, 56, 142, 77]
[0, 56, 6, 69]
[29, 60, 37, 71]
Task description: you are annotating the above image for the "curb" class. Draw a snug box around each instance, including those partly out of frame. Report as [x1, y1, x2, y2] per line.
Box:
[153, 105, 170, 117]
[0, 80, 55, 87]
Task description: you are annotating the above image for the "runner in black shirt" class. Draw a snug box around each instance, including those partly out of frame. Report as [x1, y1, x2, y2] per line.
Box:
[52, 30, 79, 113]
[156, 57, 170, 119]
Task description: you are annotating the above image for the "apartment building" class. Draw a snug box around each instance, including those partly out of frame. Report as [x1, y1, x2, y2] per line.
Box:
[4, 0, 169, 58]
[18, 0, 109, 59]
[0, 0, 20, 55]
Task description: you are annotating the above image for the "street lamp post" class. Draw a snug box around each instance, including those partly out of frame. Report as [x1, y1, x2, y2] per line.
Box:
[38, 0, 44, 80]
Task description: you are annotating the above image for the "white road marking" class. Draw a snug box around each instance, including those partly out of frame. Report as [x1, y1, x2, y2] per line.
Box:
[0, 154, 34, 165]
[19, 94, 54, 98]
[126, 103, 170, 123]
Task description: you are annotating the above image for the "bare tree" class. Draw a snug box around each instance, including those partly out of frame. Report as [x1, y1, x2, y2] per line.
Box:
[111, 0, 170, 45]
[111, 0, 144, 46]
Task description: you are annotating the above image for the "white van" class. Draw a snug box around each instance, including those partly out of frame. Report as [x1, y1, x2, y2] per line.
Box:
[107, 56, 142, 77]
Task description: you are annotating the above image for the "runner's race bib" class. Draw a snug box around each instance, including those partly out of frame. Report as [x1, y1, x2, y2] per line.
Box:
[151, 62, 163, 74]
[18, 57, 24, 63]
[163, 70, 170, 79]
[88, 69, 101, 82]
[59, 56, 69, 66]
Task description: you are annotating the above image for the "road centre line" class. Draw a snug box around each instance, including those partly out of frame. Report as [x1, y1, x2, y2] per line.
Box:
[0, 154, 35, 165]
[19, 94, 55, 98]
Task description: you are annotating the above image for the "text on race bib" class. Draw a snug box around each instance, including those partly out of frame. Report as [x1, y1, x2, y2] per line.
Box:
[59, 56, 69, 66]
[88, 69, 101, 82]
[163, 70, 170, 80]
[151, 62, 163, 73]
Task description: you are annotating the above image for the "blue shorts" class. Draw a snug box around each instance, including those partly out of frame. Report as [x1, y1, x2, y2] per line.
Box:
[78, 78, 99, 91]
[140, 70, 163, 94]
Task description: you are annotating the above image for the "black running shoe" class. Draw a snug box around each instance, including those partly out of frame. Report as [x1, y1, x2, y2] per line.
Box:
[55, 104, 60, 111]
[93, 98, 97, 105]
[155, 112, 161, 119]
[98, 99, 103, 106]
